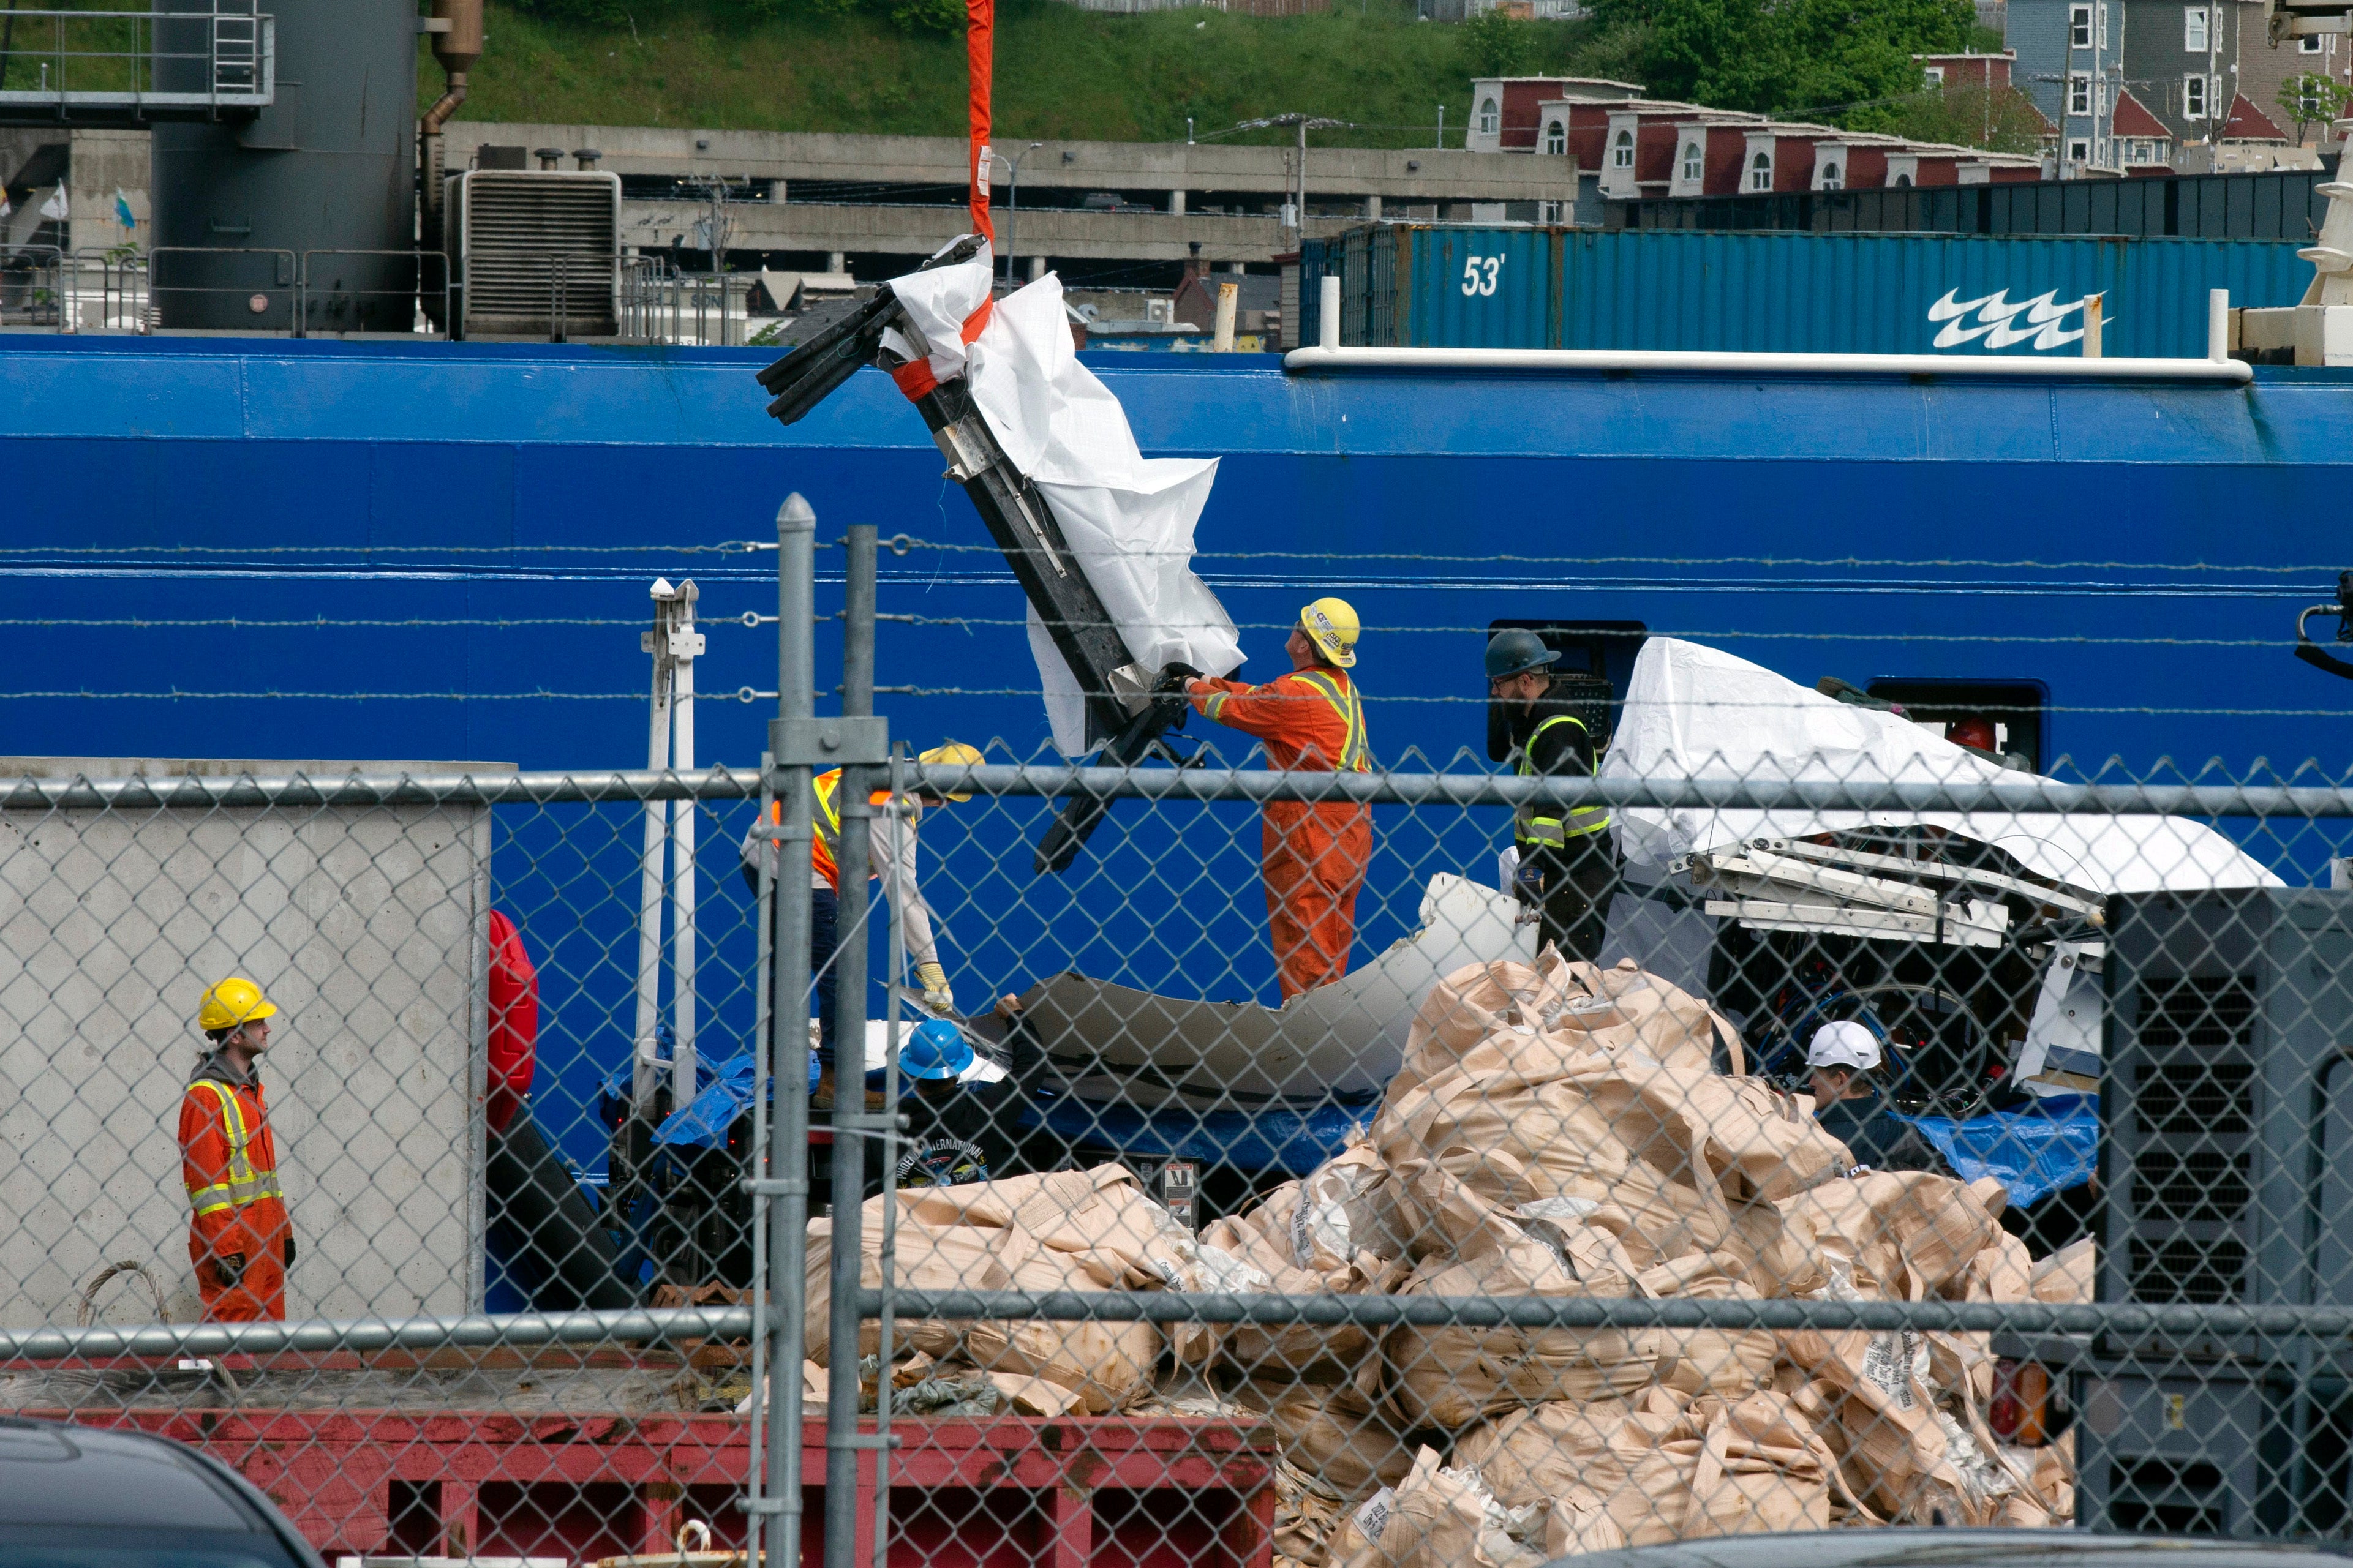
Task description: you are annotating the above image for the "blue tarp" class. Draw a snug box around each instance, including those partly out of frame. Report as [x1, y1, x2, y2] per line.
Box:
[1900, 1095, 2099, 1209]
[654, 1053, 761, 1150]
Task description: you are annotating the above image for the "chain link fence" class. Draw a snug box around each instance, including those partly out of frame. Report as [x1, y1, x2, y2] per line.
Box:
[2, 546, 2351, 1563]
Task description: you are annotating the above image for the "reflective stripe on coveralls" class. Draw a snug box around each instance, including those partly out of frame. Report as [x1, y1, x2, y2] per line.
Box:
[181, 1068, 290, 1322]
[1515, 711, 1610, 848]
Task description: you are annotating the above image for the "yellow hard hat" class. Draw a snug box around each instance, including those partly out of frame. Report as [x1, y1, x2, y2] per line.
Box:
[918, 741, 984, 802]
[1298, 597, 1360, 668]
[197, 977, 277, 1033]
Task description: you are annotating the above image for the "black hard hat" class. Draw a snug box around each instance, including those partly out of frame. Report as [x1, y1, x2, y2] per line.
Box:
[1485, 628, 1559, 681]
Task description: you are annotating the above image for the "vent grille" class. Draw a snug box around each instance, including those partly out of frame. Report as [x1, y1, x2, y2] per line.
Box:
[2137, 973, 2257, 1049]
[2129, 1235, 2249, 1304]
[2134, 1059, 2254, 1135]
[2131, 1148, 2253, 1224]
[461, 174, 619, 336]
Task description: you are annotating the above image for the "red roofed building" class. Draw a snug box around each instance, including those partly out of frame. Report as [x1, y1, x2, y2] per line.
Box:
[2108, 88, 2177, 171]
[2221, 92, 2290, 143]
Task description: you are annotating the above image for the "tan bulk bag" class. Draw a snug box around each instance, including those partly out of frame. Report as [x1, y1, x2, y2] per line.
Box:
[1383, 1214, 1660, 1430]
[802, 1214, 1007, 1367]
[1327, 1446, 1550, 1568]
[958, 1239, 1162, 1413]
[1640, 1253, 1778, 1397]
[1235, 1373, 1418, 1497]
[1780, 1171, 2003, 1300]
[1296, 1137, 1410, 1269]
[2030, 1237, 2096, 1304]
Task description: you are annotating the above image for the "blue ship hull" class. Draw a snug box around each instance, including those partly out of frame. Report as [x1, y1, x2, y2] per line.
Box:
[6, 336, 2349, 1178]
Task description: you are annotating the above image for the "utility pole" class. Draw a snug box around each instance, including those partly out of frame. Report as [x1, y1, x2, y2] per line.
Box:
[1231, 111, 1350, 245]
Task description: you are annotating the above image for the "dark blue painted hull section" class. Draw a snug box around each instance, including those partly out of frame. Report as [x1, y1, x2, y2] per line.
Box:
[6, 337, 2349, 1174]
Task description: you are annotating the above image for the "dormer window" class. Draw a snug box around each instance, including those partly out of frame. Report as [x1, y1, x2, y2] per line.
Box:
[1612, 129, 1634, 168]
[1478, 97, 1500, 135]
[1682, 141, 1703, 182]
[1821, 159, 1842, 189]
[1749, 151, 1772, 190]
[1545, 119, 1567, 155]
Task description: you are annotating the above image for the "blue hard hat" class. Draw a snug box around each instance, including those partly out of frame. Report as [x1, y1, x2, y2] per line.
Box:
[1485, 628, 1561, 681]
[902, 1019, 974, 1081]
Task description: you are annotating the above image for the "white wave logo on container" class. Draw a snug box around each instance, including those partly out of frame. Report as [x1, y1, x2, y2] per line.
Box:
[1927, 288, 2091, 351]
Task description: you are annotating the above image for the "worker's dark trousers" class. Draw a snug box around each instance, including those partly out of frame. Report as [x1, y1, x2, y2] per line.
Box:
[1529, 833, 1619, 966]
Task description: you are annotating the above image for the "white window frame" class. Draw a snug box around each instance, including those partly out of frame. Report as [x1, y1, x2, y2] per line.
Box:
[2069, 72, 2093, 115]
[1477, 97, 1500, 135]
[1821, 159, 1843, 189]
[1924, 64, 1946, 84]
[1612, 129, 1635, 168]
[2183, 5, 2208, 51]
[1749, 151, 1773, 190]
[1682, 140, 1704, 181]
[2299, 31, 2322, 51]
[1544, 119, 1567, 155]
[2184, 72, 2210, 118]
[2070, 4, 2092, 47]
[2068, 137, 2091, 163]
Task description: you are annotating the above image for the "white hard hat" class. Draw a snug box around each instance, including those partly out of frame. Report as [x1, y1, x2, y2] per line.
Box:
[1807, 1020, 1883, 1072]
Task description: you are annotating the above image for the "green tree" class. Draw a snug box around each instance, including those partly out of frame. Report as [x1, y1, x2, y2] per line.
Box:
[2278, 72, 2351, 143]
[1586, 0, 1970, 121]
[1462, 8, 1541, 75]
[1881, 81, 2052, 152]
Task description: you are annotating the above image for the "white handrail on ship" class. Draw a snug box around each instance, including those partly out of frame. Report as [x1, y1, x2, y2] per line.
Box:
[1282, 345, 2253, 383]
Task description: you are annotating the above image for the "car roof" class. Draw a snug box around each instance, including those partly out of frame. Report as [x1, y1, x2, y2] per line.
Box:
[0, 1416, 278, 1532]
[1546, 1532, 2353, 1568]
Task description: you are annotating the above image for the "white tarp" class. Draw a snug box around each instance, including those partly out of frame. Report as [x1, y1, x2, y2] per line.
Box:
[1603, 637, 2280, 895]
[888, 246, 1242, 754]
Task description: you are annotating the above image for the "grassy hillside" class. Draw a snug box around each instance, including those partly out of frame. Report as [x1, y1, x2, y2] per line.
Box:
[426, 1, 1619, 148]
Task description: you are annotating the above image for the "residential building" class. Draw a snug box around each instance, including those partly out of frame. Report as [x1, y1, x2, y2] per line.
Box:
[2008, 0, 2271, 169]
[1465, 78, 1644, 152]
[2234, 13, 2351, 145]
[1512, 94, 2042, 197]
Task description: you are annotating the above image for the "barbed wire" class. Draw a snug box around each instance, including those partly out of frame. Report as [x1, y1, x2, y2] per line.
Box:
[2, 539, 2343, 576]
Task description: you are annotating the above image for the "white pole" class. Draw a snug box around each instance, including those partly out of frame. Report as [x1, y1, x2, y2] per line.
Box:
[1213, 281, 1238, 351]
[2208, 287, 2230, 362]
[633, 580, 678, 1112]
[1320, 274, 1341, 350]
[669, 580, 703, 1106]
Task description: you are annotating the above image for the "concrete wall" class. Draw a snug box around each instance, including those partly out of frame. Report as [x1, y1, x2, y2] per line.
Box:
[66, 130, 151, 255]
[0, 757, 505, 1328]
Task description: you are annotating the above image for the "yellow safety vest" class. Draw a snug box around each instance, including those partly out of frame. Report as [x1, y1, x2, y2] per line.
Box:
[1289, 669, 1373, 773]
[184, 1079, 285, 1218]
[1515, 712, 1609, 849]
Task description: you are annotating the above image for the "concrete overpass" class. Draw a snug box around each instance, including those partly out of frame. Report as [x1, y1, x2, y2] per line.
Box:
[443, 121, 1583, 278]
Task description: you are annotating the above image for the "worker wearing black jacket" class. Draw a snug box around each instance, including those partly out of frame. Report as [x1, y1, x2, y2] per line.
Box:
[1486, 629, 1621, 964]
[881, 1011, 1053, 1191]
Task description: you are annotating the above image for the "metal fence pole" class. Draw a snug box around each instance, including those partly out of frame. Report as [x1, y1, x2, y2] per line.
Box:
[826, 521, 881, 1568]
[761, 493, 820, 1566]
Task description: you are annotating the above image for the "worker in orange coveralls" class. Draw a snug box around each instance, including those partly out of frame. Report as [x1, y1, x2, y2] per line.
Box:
[180, 977, 293, 1322]
[1187, 598, 1374, 1000]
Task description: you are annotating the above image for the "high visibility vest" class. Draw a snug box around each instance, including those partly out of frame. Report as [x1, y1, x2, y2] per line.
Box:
[797, 769, 894, 892]
[1515, 712, 1609, 850]
[183, 1078, 285, 1221]
[1289, 669, 1373, 773]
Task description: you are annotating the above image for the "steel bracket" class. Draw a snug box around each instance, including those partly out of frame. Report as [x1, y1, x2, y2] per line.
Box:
[742, 1177, 810, 1197]
[770, 716, 890, 768]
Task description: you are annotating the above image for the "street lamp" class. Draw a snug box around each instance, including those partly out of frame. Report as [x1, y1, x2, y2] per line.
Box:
[1230, 113, 1352, 243]
[1004, 141, 1044, 283]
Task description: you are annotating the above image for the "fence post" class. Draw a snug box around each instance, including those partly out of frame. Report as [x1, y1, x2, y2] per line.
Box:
[759, 493, 820, 1568]
[826, 521, 881, 1568]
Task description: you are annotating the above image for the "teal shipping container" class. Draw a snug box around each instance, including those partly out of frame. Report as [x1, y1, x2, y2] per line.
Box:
[1297, 226, 2314, 359]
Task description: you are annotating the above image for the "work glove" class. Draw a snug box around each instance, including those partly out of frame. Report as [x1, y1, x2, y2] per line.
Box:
[914, 961, 955, 1016]
[1510, 857, 1546, 926]
[215, 1253, 245, 1289]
